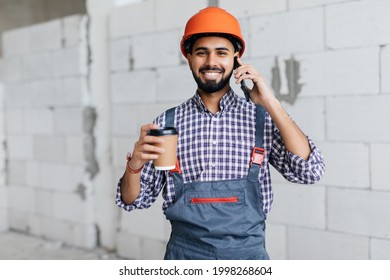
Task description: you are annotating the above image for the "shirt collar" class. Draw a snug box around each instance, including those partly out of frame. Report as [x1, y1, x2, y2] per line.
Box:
[191, 88, 238, 114]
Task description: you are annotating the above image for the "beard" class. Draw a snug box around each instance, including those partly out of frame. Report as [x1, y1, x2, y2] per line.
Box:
[192, 67, 233, 94]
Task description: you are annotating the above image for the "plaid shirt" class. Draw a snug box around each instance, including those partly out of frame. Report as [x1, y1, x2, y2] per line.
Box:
[116, 89, 325, 216]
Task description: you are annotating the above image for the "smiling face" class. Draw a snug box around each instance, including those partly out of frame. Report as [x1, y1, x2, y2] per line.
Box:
[187, 36, 239, 95]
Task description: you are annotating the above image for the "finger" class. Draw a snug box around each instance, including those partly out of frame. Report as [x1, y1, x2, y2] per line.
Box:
[139, 123, 160, 139]
[141, 143, 165, 154]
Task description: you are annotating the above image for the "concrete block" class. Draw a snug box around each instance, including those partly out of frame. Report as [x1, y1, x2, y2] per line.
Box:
[119, 195, 168, 240]
[7, 160, 26, 186]
[141, 235, 166, 260]
[281, 97, 325, 141]
[22, 52, 53, 80]
[288, 227, 369, 259]
[328, 188, 390, 238]
[53, 107, 83, 135]
[0, 209, 8, 232]
[267, 183, 326, 229]
[8, 185, 34, 212]
[112, 136, 136, 167]
[7, 135, 34, 160]
[40, 163, 84, 192]
[65, 136, 85, 164]
[25, 162, 41, 188]
[24, 109, 54, 135]
[52, 192, 89, 224]
[8, 209, 30, 232]
[382, 46, 390, 93]
[371, 144, 390, 191]
[265, 223, 287, 260]
[155, 0, 208, 31]
[29, 78, 85, 108]
[28, 19, 62, 53]
[2, 27, 29, 56]
[371, 238, 390, 260]
[33, 135, 66, 162]
[0, 57, 22, 82]
[112, 105, 140, 136]
[5, 109, 25, 134]
[51, 47, 88, 77]
[289, 0, 349, 9]
[319, 142, 369, 188]
[250, 7, 324, 57]
[326, 1, 390, 49]
[41, 217, 96, 249]
[57, 77, 86, 106]
[299, 48, 380, 96]
[4, 83, 30, 108]
[112, 103, 175, 136]
[33, 190, 52, 221]
[116, 231, 141, 259]
[132, 31, 180, 69]
[62, 15, 85, 48]
[110, 38, 131, 71]
[116, 230, 166, 260]
[156, 65, 195, 103]
[220, 0, 287, 17]
[110, 0, 154, 38]
[327, 95, 390, 142]
[111, 70, 157, 104]
[0, 185, 7, 209]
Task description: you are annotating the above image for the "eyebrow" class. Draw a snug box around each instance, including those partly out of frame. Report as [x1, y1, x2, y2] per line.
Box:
[193, 46, 231, 52]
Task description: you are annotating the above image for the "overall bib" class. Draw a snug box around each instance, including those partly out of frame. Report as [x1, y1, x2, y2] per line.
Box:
[164, 105, 269, 260]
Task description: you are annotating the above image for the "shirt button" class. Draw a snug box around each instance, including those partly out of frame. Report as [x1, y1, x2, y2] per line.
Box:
[212, 140, 217, 145]
[211, 163, 216, 168]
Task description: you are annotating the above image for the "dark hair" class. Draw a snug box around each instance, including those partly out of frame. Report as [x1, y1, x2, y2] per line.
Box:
[183, 33, 242, 55]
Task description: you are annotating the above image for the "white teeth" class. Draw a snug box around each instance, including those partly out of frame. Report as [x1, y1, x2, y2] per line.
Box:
[204, 72, 219, 78]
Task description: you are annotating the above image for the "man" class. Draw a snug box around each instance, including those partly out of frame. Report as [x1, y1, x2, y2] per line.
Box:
[116, 7, 325, 260]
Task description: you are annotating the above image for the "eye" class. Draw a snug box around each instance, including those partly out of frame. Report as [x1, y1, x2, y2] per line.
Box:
[195, 51, 207, 56]
[217, 51, 228, 56]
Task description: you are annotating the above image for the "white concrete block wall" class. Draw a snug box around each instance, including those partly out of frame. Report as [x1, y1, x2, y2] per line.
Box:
[0, 0, 388, 259]
[110, 0, 390, 259]
[0, 82, 7, 232]
[326, 0, 390, 49]
[382, 45, 390, 93]
[250, 7, 324, 57]
[0, 14, 97, 249]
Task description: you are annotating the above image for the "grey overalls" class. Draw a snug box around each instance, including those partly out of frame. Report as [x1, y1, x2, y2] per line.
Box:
[163, 105, 269, 260]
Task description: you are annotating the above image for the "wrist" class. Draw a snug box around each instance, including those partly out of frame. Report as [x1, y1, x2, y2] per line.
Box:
[126, 153, 144, 174]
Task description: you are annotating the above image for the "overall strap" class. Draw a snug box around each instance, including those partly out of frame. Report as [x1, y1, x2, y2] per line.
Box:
[164, 107, 183, 184]
[248, 105, 266, 179]
[165, 107, 176, 127]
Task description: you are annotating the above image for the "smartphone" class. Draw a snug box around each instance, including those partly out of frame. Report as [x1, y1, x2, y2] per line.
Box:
[234, 57, 250, 102]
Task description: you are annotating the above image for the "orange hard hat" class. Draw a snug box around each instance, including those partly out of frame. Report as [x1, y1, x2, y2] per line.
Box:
[180, 7, 245, 58]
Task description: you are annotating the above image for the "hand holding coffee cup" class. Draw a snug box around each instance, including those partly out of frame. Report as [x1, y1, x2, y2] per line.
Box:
[147, 127, 178, 170]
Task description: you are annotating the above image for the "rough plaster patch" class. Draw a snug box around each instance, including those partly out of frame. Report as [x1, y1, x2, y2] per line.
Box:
[75, 183, 87, 201]
[83, 106, 99, 179]
[272, 56, 303, 105]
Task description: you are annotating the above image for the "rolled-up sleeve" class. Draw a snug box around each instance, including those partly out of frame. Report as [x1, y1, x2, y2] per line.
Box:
[269, 131, 325, 184]
[115, 161, 166, 212]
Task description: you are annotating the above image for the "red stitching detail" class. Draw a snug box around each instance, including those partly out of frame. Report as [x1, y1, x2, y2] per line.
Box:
[190, 197, 238, 204]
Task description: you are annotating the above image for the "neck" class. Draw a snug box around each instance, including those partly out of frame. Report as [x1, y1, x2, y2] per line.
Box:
[198, 85, 230, 114]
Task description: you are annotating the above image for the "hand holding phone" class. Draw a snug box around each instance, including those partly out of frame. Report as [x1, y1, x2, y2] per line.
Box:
[234, 57, 250, 102]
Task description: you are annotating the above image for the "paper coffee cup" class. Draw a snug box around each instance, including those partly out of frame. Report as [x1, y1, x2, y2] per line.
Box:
[148, 127, 178, 170]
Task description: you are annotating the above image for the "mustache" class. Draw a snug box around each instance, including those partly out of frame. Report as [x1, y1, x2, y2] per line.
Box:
[199, 66, 224, 72]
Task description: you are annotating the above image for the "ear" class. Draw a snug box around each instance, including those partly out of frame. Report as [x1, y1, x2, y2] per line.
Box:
[186, 53, 192, 69]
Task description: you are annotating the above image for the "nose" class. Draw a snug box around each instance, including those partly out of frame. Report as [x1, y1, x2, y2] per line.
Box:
[205, 52, 217, 66]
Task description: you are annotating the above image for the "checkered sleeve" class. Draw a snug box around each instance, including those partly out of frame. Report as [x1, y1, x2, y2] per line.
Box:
[269, 126, 325, 184]
[115, 113, 168, 212]
[115, 161, 167, 212]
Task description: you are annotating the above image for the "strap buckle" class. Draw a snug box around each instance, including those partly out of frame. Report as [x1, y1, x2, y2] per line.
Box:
[170, 158, 182, 174]
[250, 147, 265, 167]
